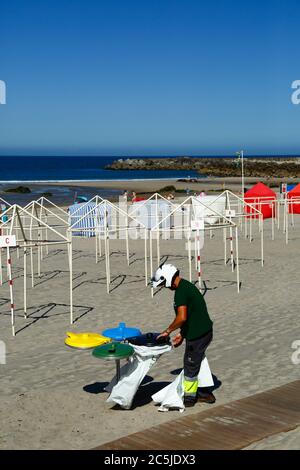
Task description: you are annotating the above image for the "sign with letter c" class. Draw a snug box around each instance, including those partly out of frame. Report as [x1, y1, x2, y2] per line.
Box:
[0, 235, 17, 247]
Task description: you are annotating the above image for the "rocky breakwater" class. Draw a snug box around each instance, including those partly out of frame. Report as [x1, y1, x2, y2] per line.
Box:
[105, 157, 300, 178]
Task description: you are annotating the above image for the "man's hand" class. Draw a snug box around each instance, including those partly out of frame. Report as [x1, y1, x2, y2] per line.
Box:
[157, 330, 169, 341]
[172, 333, 183, 348]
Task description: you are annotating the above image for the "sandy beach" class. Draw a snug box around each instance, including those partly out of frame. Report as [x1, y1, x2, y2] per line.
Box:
[0, 176, 289, 209]
[38, 176, 287, 194]
[0, 189, 300, 450]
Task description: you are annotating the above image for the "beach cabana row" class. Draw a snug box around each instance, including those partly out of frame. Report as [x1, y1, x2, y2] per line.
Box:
[0, 204, 73, 336]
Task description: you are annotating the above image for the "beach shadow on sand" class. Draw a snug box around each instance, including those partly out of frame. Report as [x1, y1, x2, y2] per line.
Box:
[6, 302, 94, 335]
[130, 381, 171, 409]
[83, 375, 155, 397]
[84, 377, 171, 410]
[83, 382, 110, 394]
[86, 373, 222, 410]
[73, 273, 145, 293]
[107, 380, 171, 410]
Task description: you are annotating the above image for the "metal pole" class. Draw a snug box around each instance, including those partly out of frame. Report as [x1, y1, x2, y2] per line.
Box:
[68, 235, 73, 324]
[116, 359, 121, 383]
[104, 206, 110, 294]
[125, 213, 130, 266]
[196, 229, 202, 289]
[95, 225, 98, 264]
[223, 227, 227, 265]
[0, 248, 2, 286]
[261, 216, 264, 266]
[98, 232, 102, 257]
[24, 243, 27, 318]
[235, 226, 240, 293]
[229, 226, 234, 272]
[150, 230, 153, 298]
[107, 230, 111, 284]
[284, 199, 287, 233]
[45, 211, 49, 255]
[144, 228, 148, 286]
[241, 150, 244, 201]
[188, 229, 192, 282]
[249, 205, 253, 242]
[30, 205, 35, 287]
[286, 206, 289, 245]
[271, 202, 275, 241]
[7, 247, 15, 336]
[156, 194, 160, 265]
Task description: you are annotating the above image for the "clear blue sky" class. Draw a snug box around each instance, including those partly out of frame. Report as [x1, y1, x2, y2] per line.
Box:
[1, 0, 300, 156]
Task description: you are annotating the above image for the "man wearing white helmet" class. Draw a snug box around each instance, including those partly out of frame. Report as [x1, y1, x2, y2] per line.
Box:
[152, 263, 214, 407]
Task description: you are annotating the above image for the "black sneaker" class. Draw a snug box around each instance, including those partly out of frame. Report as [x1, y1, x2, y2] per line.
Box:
[184, 396, 197, 407]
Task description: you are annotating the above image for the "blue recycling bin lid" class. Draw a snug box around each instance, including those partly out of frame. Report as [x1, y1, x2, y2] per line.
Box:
[102, 322, 142, 341]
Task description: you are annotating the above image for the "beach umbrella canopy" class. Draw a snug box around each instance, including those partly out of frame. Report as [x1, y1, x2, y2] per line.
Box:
[244, 182, 276, 219]
[287, 183, 300, 214]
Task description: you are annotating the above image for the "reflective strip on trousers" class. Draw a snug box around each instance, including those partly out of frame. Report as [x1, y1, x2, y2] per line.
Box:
[184, 376, 198, 396]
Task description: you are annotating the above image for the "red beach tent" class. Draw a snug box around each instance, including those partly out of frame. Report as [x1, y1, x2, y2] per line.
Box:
[244, 182, 276, 219]
[287, 183, 300, 214]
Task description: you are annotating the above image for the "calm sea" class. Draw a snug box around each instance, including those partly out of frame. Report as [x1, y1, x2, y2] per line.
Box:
[0, 156, 200, 182]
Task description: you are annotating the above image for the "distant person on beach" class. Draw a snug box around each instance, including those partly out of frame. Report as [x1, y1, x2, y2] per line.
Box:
[152, 264, 215, 408]
[0, 203, 8, 223]
[131, 191, 137, 203]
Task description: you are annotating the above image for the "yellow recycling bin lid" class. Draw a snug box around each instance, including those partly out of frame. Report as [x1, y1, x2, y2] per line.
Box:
[65, 332, 111, 350]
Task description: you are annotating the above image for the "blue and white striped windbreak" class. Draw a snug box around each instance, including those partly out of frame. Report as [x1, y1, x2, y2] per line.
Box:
[69, 202, 110, 237]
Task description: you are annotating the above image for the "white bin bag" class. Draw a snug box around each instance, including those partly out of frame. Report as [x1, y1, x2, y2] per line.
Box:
[152, 357, 214, 412]
[105, 343, 172, 409]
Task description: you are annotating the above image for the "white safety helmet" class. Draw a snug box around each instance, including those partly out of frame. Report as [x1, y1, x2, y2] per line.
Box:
[151, 264, 179, 288]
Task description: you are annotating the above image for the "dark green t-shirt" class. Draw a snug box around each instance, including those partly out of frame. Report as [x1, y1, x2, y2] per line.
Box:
[174, 278, 213, 340]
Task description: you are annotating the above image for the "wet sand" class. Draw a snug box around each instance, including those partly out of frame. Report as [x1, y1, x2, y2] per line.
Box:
[37, 176, 284, 194]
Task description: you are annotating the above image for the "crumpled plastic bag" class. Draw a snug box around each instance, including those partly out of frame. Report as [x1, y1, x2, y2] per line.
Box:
[152, 357, 214, 412]
[105, 343, 172, 409]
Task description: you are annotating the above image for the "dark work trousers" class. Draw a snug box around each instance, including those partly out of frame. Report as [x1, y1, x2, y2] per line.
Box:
[183, 329, 213, 397]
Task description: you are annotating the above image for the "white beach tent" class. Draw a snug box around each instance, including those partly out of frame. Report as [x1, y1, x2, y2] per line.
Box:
[129, 193, 177, 264]
[68, 199, 148, 294]
[194, 195, 226, 225]
[201, 190, 265, 267]
[67, 195, 106, 263]
[35, 196, 69, 220]
[0, 204, 72, 336]
[128, 193, 176, 230]
[149, 195, 240, 296]
[22, 199, 70, 286]
[69, 201, 110, 237]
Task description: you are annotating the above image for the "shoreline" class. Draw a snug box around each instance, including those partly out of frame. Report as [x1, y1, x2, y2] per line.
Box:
[0, 176, 297, 206]
[21, 176, 294, 193]
[0, 177, 200, 184]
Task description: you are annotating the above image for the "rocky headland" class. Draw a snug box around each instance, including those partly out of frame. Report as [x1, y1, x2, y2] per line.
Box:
[105, 157, 300, 178]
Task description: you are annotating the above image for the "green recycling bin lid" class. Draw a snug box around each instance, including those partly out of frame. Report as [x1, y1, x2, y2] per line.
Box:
[92, 342, 134, 361]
